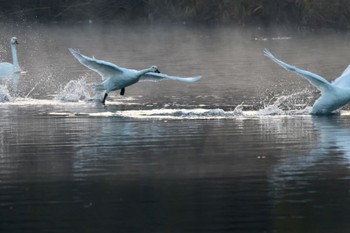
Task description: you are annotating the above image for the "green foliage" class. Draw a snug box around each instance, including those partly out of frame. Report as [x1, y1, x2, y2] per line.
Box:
[1, 0, 350, 28]
[150, 0, 350, 28]
[146, 0, 266, 23]
[301, 0, 350, 27]
[145, 0, 350, 28]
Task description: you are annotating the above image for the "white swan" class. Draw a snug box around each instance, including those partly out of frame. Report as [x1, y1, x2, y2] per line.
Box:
[264, 49, 350, 114]
[69, 48, 202, 104]
[0, 37, 21, 78]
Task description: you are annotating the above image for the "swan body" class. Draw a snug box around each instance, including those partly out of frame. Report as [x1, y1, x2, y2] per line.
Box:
[69, 48, 201, 104]
[0, 37, 21, 78]
[264, 49, 350, 114]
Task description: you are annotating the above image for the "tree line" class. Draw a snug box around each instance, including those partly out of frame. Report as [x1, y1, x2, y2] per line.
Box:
[0, 0, 349, 28]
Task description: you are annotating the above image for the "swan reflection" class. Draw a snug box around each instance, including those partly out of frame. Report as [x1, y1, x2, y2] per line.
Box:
[270, 115, 350, 182]
[268, 115, 350, 231]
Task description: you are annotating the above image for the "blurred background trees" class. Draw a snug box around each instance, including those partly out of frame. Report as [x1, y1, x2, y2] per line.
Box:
[0, 0, 350, 28]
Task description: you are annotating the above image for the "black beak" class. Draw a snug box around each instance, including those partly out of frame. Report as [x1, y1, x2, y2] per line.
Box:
[15, 41, 19, 45]
[155, 69, 160, 73]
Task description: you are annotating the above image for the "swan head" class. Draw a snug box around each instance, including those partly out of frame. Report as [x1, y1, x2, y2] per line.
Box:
[11, 37, 18, 45]
[150, 65, 160, 73]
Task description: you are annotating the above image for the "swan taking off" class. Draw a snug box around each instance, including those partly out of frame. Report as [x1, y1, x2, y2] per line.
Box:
[264, 49, 350, 114]
[0, 37, 21, 78]
[69, 48, 202, 105]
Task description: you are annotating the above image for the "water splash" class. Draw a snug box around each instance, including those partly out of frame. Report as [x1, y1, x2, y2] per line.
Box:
[47, 98, 313, 119]
[105, 108, 246, 119]
[55, 78, 94, 102]
[25, 82, 40, 98]
[82, 108, 222, 119]
[232, 103, 244, 116]
[258, 90, 312, 115]
[168, 108, 228, 117]
[0, 85, 12, 102]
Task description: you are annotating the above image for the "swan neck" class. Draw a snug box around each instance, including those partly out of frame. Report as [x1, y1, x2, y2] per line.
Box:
[136, 68, 152, 77]
[11, 43, 21, 72]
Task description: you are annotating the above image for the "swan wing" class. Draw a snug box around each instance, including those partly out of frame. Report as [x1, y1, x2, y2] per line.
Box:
[264, 49, 333, 93]
[140, 72, 202, 83]
[69, 48, 123, 80]
[332, 65, 350, 88]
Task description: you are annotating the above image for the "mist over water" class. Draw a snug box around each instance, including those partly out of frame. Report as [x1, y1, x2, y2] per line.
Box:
[0, 23, 348, 103]
[2, 22, 350, 232]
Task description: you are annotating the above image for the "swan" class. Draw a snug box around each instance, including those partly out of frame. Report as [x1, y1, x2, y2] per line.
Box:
[0, 37, 21, 78]
[69, 48, 202, 104]
[264, 49, 350, 114]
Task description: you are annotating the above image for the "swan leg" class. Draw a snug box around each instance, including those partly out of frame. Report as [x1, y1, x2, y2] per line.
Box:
[120, 88, 125, 95]
[102, 93, 108, 105]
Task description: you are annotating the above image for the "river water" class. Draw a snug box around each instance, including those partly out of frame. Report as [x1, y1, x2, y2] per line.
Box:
[1, 23, 350, 232]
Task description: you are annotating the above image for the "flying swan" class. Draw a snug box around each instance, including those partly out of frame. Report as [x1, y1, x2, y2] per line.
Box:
[69, 48, 202, 104]
[0, 37, 21, 79]
[264, 49, 350, 114]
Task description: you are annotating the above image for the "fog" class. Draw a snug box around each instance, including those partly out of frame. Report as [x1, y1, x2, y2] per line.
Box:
[2, 21, 350, 108]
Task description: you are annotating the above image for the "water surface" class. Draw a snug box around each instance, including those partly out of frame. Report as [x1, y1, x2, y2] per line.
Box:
[1, 23, 350, 232]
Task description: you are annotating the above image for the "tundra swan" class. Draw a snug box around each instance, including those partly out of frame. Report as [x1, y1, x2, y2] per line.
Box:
[264, 49, 350, 114]
[0, 37, 21, 79]
[69, 48, 201, 104]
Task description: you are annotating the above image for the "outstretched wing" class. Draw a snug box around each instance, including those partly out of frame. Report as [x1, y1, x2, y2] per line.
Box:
[264, 49, 333, 93]
[332, 65, 350, 88]
[139, 72, 202, 83]
[69, 48, 123, 80]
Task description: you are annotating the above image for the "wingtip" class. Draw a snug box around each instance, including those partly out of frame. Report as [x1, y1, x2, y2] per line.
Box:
[188, 76, 202, 82]
[68, 48, 85, 61]
[263, 48, 270, 54]
[263, 48, 274, 58]
[68, 48, 78, 54]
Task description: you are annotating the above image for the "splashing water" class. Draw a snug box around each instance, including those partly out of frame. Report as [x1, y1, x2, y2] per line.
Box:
[109, 108, 236, 119]
[55, 78, 94, 102]
[258, 90, 313, 115]
[0, 85, 12, 102]
[232, 103, 244, 116]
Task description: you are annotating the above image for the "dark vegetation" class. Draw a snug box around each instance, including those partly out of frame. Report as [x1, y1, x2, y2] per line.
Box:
[1, 0, 350, 29]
